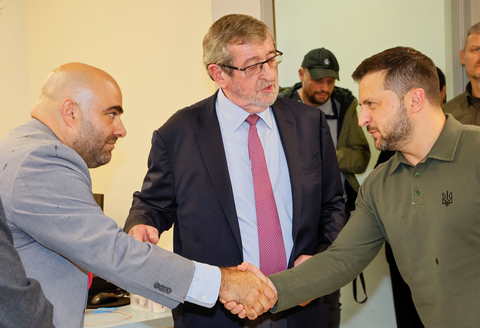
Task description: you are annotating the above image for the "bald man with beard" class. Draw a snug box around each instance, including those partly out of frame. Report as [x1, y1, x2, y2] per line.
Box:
[0, 63, 276, 328]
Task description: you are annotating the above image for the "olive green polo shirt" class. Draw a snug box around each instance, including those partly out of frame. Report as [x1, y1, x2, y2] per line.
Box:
[443, 82, 480, 125]
[270, 114, 480, 327]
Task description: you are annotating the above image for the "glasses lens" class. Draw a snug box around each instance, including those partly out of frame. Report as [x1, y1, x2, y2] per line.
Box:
[244, 64, 262, 77]
[266, 55, 282, 68]
[275, 54, 282, 65]
[244, 53, 282, 77]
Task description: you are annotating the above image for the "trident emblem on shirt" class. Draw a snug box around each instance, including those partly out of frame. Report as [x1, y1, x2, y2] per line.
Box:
[442, 191, 453, 207]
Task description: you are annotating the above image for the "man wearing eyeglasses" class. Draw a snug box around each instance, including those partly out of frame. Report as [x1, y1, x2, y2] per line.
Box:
[125, 14, 345, 328]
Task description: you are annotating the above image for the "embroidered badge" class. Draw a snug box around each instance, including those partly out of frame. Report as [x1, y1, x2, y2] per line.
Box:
[324, 58, 330, 66]
[442, 190, 453, 207]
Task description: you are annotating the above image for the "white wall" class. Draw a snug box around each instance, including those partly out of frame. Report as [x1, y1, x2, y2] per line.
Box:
[0, 1, 31, 139]
[1, 0, 216, 250]
[276, 0, 447, 181]
[275, 1, 448, 327]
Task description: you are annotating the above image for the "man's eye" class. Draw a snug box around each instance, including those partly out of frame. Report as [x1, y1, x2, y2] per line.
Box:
[245, 64, 260, 74]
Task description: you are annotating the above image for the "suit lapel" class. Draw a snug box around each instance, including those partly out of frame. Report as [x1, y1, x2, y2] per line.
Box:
[195, 92, 243, 251]
[272, 101, 303, 248]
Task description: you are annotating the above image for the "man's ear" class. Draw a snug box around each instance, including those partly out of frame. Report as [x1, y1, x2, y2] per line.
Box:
[208, 64, 228, 89]
[408, 88, 425, 113]
[460, 49, 466, 66]
[298, 68, 305, 81]
[60, 99, 80, 129]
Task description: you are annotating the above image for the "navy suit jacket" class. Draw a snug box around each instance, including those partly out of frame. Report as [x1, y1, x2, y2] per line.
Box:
[125, 91, 346, 327]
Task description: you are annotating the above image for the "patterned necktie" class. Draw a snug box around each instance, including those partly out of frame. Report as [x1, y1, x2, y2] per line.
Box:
[245, 114, 287, 276]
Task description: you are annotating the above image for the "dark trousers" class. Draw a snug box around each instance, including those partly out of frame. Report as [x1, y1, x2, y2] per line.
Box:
[321, 289, 341, 328]
[385, 243, 424, 328]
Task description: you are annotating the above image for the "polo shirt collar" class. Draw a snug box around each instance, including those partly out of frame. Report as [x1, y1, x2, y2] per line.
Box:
[388, 113, 461, 174]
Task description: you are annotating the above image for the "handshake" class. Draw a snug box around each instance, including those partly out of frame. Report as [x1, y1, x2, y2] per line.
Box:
[219, 262, 277, 320]
[128, 224, 304, 320]
[128, 224, 316, 320]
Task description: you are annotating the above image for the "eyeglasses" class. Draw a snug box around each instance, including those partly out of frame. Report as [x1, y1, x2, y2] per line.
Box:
[220, 50, 283, 77]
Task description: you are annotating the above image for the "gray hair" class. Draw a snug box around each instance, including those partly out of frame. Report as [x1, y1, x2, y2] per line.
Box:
[203, 14, 274, 80]
[464, 22, 480, 50]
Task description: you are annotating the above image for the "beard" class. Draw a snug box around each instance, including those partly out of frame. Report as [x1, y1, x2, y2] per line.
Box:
[72, 118, 117, 168]
[307, 91, 331, 105]
[231, 78, 279, 109]
[371, 102, 413, 152]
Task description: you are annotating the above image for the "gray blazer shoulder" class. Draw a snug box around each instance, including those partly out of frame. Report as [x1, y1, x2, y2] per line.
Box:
[0, 119, 195, 327]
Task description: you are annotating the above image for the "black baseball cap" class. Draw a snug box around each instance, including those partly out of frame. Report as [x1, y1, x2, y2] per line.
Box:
[301, 48, 339, 80]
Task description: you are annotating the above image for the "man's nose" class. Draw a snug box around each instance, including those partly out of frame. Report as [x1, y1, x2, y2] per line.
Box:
[114, 118, 127, 138]
[259, 63, 276, 80]
[358, 107, 371, 127]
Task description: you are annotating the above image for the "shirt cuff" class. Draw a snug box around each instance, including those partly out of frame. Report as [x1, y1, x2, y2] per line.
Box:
[185, 261, 221, 308]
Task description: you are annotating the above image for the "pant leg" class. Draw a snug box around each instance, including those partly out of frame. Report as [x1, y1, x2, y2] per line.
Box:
[386, 243, 424, 328]
[320, 289, 341, 328]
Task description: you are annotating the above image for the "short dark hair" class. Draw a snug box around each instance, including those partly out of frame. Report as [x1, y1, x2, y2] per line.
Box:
[352, 47, 442, 106]
[436, 66, 446, 92]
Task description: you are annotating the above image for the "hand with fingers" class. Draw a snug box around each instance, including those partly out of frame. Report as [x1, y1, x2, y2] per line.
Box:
[219, 264, 277, 320]
[220, 262, 277, 319]
[128, 224, 159, 244]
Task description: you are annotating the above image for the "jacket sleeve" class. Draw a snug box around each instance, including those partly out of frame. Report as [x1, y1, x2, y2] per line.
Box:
[124, 130, 178, 234]
[270, 176, 385, 312]
[317, 112, 347, 252]
[9, 144, 195, 309]
[336, 99, 370, 174]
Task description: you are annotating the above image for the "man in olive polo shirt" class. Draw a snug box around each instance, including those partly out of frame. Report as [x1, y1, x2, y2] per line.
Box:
[226, 46, 480, 327]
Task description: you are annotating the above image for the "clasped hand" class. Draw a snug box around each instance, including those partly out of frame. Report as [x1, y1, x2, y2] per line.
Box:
[128, 226, 277, 320]
[219, 262, 277, 320]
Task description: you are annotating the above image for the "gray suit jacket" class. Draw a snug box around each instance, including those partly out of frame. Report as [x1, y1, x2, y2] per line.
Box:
[0, 119, 196, 327]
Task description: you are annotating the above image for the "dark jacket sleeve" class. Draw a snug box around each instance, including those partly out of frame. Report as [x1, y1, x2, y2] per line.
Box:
[124, 130, 177, 234]
[317, 110, 346, 252]
[0, 200, 54, 328]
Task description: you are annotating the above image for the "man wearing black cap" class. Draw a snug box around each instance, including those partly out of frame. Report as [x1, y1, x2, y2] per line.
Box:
[280, 48, 370, 221]
[279, 48, 370, 327]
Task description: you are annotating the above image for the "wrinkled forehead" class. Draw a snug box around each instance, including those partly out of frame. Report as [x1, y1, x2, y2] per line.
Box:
[227, 35, 275, 59]
[358, 71, 389, 100]
[466, 32, 480, 48]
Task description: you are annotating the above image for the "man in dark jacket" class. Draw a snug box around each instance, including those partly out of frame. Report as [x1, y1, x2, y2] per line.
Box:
[126, 16, 345, 328]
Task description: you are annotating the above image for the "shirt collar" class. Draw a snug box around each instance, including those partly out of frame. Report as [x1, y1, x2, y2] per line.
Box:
[217, 88, 274, 132]
[388, 113, 462, 174]
[466, 81, 473, 98]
